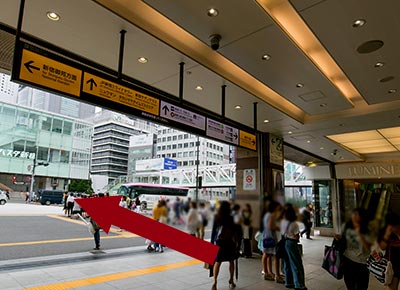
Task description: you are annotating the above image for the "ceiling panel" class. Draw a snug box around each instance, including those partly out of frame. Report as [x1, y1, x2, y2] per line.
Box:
[143, 0, 273, 45]
[292, 0, 400, 105]
[1, 0, 400, 165]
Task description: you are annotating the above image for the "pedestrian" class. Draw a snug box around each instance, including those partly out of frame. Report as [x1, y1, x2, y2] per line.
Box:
[378, 213, 400, 290]
[281, 203, 307, 290]
[25, 191, 30, 203]
[173, 197, 183, 224]
[90, 217, 101, 250]
[152, 199, 168, 252]
[71, 193, 82, 218]
[198, 202, 209, 240]
[66, 193, 75, 217]
[339, 207, 373, 290]
[210, 200, 241, 290]
[90, 193, 104, 250]
[134, 197, 141, 212]
[300, 204, 313, 239]
[186, 201, 201, 237]
[262, 200, 284, 283]
[5, 190, 10, 200]
[241, 203, 253, 258]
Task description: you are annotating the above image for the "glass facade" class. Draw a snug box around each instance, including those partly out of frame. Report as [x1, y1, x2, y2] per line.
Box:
[0, 101, 93, 191]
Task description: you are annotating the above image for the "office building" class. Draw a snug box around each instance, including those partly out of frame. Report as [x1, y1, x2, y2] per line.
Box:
[0, 100, 92, 192]
[89, 110, 157, 183]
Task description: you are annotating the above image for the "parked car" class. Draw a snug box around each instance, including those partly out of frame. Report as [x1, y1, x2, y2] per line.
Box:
[0, 191, 7, 205]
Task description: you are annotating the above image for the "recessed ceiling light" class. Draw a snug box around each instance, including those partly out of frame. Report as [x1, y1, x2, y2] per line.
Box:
[195, 85, 203, 91]
[234, 105, 241, 109]
[307, 140, 311, 143]
[261, 54, 271, 60]
[320, 147, 324, 150]
[320, 103, 327, 107]
[137, 57, 148, 64]
[207, 8, 219, 17]
[374, 62, 385, 68]
[352, 19, 366, 28]
[388, 89, 397, 94]
[296, 83, 304, 88]
[339, 156, 345, 160]
[263, 119, 269, 123]
[288, 131, 292, 134]
[46, 11, 60, 21]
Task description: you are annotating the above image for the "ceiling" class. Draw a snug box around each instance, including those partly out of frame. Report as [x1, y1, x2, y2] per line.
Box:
[0, 0, 400, 165]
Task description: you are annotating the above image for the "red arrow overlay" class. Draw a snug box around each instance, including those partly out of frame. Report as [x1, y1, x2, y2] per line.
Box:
[76, 196, 219, 265]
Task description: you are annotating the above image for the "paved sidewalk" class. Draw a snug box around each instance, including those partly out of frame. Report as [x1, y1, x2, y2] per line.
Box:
[0, 235, 385, 290]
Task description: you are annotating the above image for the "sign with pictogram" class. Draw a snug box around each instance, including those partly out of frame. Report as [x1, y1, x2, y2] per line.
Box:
[82, 72, 159, 115]
[239, 130, 257, 150]
[243, 169, 256, 191]
[19, 49, 82, 96]
[160, 101, 206, 130]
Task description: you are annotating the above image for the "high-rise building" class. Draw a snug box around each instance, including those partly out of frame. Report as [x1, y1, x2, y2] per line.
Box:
[0, 73, 18, 103]
[89, 110, 157, 183]
[155, 126, 230, 168]
[17, 85, 95, 119]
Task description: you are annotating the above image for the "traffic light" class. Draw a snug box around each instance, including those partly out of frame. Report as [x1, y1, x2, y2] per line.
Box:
[12, 176, 16, 184]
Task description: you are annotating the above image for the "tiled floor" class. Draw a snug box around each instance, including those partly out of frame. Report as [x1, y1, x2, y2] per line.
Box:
[0, 236, 385, 290]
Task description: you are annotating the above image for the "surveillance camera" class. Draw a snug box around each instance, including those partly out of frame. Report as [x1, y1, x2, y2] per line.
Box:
[209, 34, 221, 51]
[331, 149, 338, 156]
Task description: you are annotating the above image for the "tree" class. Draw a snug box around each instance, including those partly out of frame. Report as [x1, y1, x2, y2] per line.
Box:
[68, 179, 94, 195]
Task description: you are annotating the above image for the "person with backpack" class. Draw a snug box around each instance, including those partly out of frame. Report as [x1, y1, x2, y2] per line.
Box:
[210, 201, 241, 290]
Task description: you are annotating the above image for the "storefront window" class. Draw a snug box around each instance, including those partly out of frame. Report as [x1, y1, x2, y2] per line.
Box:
[314, 180, 333, 228]
[285, 186, 312, 208]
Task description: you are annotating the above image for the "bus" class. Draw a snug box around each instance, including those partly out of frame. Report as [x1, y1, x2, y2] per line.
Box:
[117, 183, 190, 210]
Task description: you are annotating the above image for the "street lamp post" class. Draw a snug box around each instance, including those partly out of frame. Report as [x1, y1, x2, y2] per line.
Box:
[195, 136, 200, 201]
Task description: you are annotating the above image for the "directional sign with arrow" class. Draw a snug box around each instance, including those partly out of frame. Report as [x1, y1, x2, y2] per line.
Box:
[86, 78, 97, 90]
[75, 196, 219, 265]
[24, 60, 40, 73]
[19, 48, 82, 96]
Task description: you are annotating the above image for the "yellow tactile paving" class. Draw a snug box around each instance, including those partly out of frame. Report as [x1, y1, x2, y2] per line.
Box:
[0, 236, 124, 247]
[24, 259, 202, 290]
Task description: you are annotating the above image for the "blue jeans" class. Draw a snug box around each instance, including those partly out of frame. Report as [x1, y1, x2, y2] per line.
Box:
[94, 230, 100, 248]
[284, 239, 305, 289]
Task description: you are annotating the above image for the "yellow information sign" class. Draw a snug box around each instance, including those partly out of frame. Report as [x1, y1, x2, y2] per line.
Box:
[239, 130, 257, 150]
[19, 49, 82, 96]
[82, 72, 159, 115]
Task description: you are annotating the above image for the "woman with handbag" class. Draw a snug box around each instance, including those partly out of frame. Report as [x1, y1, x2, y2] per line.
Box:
[378, 213, 400, 290]
[340, 208, 373, 290]
[210, 201, 240, 290]
[281, 203, 307, 290]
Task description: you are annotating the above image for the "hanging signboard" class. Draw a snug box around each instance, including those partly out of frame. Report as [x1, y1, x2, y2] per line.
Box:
[206, 118, 239, 145]
[12, 41, 257, 151]
[160, 101, 206, 131]
[82, 72, 159, 115]
[19, 48, 82, 96]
